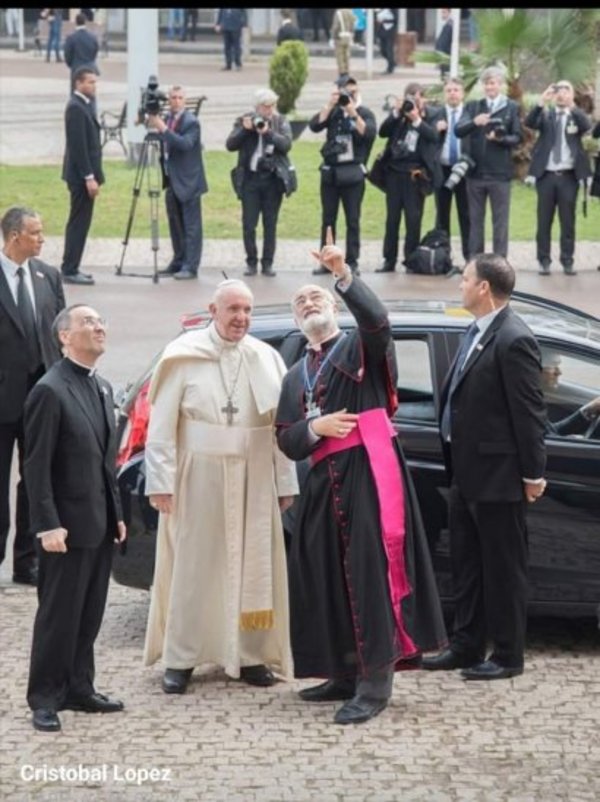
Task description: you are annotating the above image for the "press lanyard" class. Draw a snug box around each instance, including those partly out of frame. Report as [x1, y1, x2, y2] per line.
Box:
[302, 332, 347, 414]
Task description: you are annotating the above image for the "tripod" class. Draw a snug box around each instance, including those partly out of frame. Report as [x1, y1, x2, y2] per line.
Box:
[116, 132, 163, 284]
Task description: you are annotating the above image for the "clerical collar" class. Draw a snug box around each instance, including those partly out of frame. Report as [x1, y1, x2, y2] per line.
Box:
[208, 321, 242, 351]
[306, 329, 343, 354]
[66, 356, 97, 377]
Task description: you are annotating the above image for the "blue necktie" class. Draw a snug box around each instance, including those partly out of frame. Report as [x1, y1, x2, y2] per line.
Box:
[440, 322, 479, 441]
[448, 109, 458, 165]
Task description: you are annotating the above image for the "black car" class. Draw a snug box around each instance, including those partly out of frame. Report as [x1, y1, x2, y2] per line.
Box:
[113, 292, 600, 622]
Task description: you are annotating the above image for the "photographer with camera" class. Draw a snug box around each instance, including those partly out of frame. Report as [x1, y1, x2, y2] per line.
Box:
[433, 77, 471, 267]
[147, 84, 208, 281]
[226, 89, 294, 277]
[310, 75, 376, 276]
[455, 66, 522, 259]
[525, 80, 592, 277]
[376, 83, 441, 273]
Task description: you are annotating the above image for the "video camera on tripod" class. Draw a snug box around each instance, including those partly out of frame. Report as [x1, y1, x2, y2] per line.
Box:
[136, 74, 168, 125]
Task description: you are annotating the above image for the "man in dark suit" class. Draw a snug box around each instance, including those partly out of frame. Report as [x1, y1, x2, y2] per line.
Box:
[63, 11, 99, 94]
[456, 66, 522, 259]
[525, 81, 592, 277]
[434, 8, 453, 79]
[149, 85, 208, 281]
[423, 253, 547, 680]
[433, 77, 470, 267]
[24, 303, 126, 732]
[60, 67, 103, 286]
[226, 88, 294, 277]
[0, 206, 65, 586]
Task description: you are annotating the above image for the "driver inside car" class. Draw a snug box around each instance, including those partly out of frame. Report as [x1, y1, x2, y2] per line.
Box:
[541, 349, 600, 437]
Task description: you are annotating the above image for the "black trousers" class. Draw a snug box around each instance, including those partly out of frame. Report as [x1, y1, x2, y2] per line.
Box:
[435, 166, 470, 263]
[448, 484, 529, 668]
[165, 188, 203, 274]
[223, 30, 242, 68]
[535, 170, 578, 268]
[241, 172, 284, 270]
[383, 172, 425, 268]
[379, 29, 396, 72]
[61, 182, 95, 276]
[0, 418, 36, 575]
[27, 538, 113, 711]
[320, 178, 365, 269]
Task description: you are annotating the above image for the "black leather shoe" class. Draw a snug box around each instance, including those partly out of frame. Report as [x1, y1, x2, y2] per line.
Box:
[563, 264, 577, 276]
[162, 668, 193, 694]
[158, 265, 181, 277]
[538, 263, 551, 276]
[298, 679, 355, 703]
[375, 263, 395, 273]
[32, 708, 61, 732]
[13, 568, 38, 586]
[63, 273, 95, 285]
[461, 659, 523, 681]
[261, 266, 276, 277]
[174, 269, 197, 280]
[421, 649, 479, 671]
[239, 665, 276, 687]
[63, 692, 124, 712]
[244, 266, 258, 276]
[334, 696, 388, 725]
[312, 265, 329, 275]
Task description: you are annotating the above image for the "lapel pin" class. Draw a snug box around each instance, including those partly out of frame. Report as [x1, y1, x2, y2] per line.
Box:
[35, 271, 45, 278]
[476, 343, 484, 351]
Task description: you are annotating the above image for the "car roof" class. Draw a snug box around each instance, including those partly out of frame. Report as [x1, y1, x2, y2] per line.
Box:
[181, 291, 600, 351]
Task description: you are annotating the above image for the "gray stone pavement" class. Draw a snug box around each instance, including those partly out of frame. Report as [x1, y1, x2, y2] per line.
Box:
[1, 41, 600, 802]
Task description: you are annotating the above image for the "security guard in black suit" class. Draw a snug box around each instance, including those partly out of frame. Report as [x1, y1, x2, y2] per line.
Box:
[525, 81, 592, 276]
[376, 83, 441, 273]
[0, 207, 65, 586]
[310, 75, 376, 276]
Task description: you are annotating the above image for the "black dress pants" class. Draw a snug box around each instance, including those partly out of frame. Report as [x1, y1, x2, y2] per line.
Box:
[448, 484, 529, 668]
[27, 538, 113, 711]
[165, 188, 203, 274]
[61, 182, 95, 276]
[383, 172, 425, 268]
[0, 418, 36, 575]
[241, 172, 284, 270]
[535, 170, 578, 268]
[320, 179, 365, 270]
[435, 166, 470, 263]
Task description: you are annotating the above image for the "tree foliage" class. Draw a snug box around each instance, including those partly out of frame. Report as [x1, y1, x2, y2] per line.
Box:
[269, 41, 309, 116]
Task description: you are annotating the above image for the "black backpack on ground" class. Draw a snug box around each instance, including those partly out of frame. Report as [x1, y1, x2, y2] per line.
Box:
[405, 228, 453, 275]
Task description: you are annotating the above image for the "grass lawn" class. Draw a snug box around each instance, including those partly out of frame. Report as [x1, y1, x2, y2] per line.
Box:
[1, 142, 598, 241]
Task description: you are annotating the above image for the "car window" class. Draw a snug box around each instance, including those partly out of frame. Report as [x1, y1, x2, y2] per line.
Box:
[393, 338, 436, 423]
[540, 347, 600, 440]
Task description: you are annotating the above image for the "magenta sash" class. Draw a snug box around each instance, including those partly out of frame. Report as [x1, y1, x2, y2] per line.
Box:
[311, 408, 416, 655]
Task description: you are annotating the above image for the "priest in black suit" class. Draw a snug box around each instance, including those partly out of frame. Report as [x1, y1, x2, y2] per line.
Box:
[423, 253, 547, 681]
[0, 206, 65, 586]
[24, 303, 126, 732]
[60, 67, 103, 286]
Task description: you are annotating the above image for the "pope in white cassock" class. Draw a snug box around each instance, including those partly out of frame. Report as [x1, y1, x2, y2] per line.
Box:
[143, 279, 298, 694]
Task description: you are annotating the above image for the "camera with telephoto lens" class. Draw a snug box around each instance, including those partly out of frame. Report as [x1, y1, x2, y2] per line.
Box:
[140, 75, 167, 117]
[337, 89, 352, 107]
[444, 154, 476, 190]
[485, 117, 506, 139]
[401, 96, 417, 116]
[252, 114, 268, 132]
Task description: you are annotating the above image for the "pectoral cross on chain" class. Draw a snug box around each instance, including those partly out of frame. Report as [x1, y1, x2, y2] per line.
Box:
[221, 398, 239, 426]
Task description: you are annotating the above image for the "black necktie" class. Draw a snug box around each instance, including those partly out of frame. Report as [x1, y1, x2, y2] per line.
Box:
[17, 266, 42, 370]
[553, 112, 564, 162]
[440, 323, 479, 441]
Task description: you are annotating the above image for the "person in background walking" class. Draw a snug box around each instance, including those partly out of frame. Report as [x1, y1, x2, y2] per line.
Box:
[63, 11, 99, 95]
[331, 8, 355, 80]
[181, 8, 198, 42]
[376, 8, 397, 75]
[352, 8, 366, 47]
[215, 8, 247, 72]
[276, 9, 303, 46]
[41, 8, 63, 63]
[434, 8, 453, 80]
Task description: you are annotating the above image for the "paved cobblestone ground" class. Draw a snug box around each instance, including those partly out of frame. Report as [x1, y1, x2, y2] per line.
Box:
[0, 581, 598, 801]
